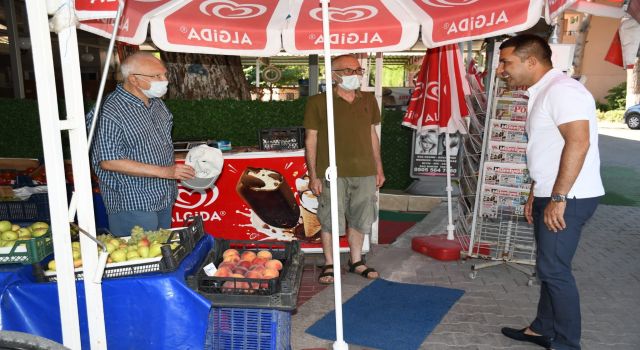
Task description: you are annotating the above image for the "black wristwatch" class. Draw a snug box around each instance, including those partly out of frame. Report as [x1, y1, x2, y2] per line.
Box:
[551, 193, 567, 203]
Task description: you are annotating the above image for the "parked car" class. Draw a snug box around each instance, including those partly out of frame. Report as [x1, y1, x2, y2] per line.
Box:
[624, 103, 640, 130]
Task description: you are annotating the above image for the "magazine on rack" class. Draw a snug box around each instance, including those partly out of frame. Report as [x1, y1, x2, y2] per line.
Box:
[481, 184, 530, 219]
[489, 120, 528, 143]
[494, 98, 529, 122]
[487, 141, 527, 163]
[483, 162, 531, 189]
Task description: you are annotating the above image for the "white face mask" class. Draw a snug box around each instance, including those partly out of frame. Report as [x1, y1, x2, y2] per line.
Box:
[142, 80, 168, 98]
[338, 75, 361, 91]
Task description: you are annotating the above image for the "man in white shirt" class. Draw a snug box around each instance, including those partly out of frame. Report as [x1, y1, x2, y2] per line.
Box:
[497, 34, 604, 350]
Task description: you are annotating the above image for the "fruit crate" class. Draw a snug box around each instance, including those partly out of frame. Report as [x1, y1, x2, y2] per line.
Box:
[0, 193, 50, 222]
[36, 216, 205, 282]
[189, 239, 303, 311]
[258, 127, 305, 151]
[204, 307, 291, 350]
[0, 229, 53, 264]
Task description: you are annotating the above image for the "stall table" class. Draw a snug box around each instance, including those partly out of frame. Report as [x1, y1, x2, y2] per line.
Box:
[0, 235, 214, 350]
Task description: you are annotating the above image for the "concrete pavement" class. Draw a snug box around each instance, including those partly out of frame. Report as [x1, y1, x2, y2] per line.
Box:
[292, 202, 640, 349]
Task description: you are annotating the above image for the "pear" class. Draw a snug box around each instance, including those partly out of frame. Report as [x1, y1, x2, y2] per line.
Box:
[48, 260, 56, 271]
[149, 243, 163, 258]
[137, 246, 150, 259]
[11, 224, 20, 232]
[73, 259, 83, 268]
[71, 242, 81, 250]
[111, 249, 127, 263]
[32, 228, 48, 238]
[126, 250, 140, 260]
[105, 242, 117, 254]
[72, 250, 81, 260]
[30, 222, 49, 230]
[0, 221, 11, 232]
[1, 231, 18, 241]
[17, 228, 32, 239]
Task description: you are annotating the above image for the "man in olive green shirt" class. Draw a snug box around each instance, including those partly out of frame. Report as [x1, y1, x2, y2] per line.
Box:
[304, 54, 385, 284]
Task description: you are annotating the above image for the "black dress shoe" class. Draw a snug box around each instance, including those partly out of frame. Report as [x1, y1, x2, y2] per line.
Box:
[501, 327, 552, 348]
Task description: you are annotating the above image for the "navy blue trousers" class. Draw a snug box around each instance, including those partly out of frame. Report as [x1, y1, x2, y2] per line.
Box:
[529, 197, 599, 350]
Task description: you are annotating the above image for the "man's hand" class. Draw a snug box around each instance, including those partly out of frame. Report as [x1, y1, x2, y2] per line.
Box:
[524, 192, 534, 224]
[544, 201, 566, 232]
[376, 171, 386, 188]
[166, 163, 195, 180]
[309, 177, 323, 196]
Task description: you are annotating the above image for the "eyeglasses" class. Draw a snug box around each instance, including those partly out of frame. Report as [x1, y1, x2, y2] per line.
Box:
[132, 72, 167, 80]
[332, 68, 364, 76]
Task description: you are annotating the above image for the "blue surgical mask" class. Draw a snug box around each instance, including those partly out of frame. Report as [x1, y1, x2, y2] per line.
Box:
[142, 80, 168, 98]
[339, 75, 361, 91]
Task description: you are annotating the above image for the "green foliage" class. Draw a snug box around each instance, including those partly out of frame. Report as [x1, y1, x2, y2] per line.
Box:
[596, 109, 625, 123]
[601, 82, 626, 111]
[0, 98, 414, 190]
[244, 65, 309, 88]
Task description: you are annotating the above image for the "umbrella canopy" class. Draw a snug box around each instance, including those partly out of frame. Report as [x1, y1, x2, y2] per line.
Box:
[402, 44, 470, 135]
[74, 0, 587, 54]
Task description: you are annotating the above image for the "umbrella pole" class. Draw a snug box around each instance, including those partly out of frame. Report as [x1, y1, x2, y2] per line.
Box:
[445, 132, 455, 240]
[320, 1, 348, 349]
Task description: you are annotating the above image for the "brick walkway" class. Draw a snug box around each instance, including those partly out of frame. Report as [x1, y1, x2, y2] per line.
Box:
[292, 203, 640, 349]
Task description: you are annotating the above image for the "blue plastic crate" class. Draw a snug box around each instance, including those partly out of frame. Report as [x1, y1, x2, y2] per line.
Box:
[205, 307, 291, 350]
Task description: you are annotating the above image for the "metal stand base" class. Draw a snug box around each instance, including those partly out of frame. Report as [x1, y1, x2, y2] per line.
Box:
[468, 258, 537, 286]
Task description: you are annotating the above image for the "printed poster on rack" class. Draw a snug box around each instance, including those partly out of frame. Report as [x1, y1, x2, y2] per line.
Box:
[411, 131, 460, 177]
[172, 151, 349, 250]
[494, 98, 529, 122]
[481, 184, 530, 219]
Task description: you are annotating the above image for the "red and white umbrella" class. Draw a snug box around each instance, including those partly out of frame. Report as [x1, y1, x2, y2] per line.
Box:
[282, 0, 419, 54]
[402, 44, 470, 135]
[402, 44, 470, 242]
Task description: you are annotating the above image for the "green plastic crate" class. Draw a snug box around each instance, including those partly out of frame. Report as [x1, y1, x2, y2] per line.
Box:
[0, 229, 52, 264]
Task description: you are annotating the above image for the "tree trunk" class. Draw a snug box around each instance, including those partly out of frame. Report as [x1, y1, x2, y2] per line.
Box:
[571, 13, 591, 77]
[160, 52, 251, 100]
[627, 58, 640, 109]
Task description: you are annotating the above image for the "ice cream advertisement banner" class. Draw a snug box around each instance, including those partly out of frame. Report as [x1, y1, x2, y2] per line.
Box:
[172, 151, 348, 249]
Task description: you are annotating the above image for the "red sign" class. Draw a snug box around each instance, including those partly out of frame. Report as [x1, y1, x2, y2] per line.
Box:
[171, 151, 349, 250]
[284, 0, 418, 54]
[547, 0, 577, 20]
[154, 0, 286, 56]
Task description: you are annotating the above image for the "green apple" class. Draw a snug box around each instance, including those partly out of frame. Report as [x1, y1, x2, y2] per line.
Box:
[48, 260, 56, 271]
[2, 240, 15, 248]
[11, 224, 20, 231]
[72, 250, 81, 260]
[32, 228, 48, 238]
[111, 249, 127, 263]
[0, 221, 11, 232]
[137, 246, 150, 259]
[30, 222, 49, 230]
[1, 231, 18, 241]
[71, 242, 81, 250]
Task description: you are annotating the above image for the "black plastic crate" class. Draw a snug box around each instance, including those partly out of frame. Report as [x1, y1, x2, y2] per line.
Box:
[35, 216, 205, 282]
[258, 127, 305, 151]
[189, 239, 303, 310]
[0, 193, 50, 222]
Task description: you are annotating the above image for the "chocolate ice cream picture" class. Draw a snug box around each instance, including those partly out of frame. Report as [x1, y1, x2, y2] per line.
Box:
[236, 168, 301, 228]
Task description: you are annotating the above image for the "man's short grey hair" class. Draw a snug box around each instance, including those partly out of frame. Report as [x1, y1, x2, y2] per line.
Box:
[120, 52, 160, 79]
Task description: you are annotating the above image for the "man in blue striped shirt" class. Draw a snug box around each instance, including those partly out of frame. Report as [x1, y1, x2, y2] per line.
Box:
[87, 53, 195, 236]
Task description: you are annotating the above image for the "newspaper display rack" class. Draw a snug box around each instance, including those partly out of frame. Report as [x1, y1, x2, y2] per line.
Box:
[455, 65, 537, 285]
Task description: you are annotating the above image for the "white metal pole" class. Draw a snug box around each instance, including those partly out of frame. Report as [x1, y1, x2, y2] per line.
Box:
[24, 1, 81, 348]
[55, 1, 107, 348]
[256, 58, 261, 99]
[370, 52, 383, 245]
[445, 131, 455, 240]
[320, 1, 348, 349]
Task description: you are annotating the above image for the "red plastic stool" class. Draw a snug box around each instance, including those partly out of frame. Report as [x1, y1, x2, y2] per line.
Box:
[411, 234, 463, 261]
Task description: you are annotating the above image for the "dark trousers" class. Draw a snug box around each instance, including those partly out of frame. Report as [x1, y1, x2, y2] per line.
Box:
[529, 197, 599, 350]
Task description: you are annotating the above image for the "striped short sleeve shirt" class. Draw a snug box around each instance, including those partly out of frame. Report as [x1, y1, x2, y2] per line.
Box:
[86, 85, 177, 214]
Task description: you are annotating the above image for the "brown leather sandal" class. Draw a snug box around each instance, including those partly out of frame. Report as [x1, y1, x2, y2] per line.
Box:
[348, 260, 378, 280]
[318, 264, 334, 285]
